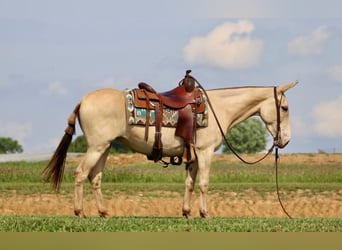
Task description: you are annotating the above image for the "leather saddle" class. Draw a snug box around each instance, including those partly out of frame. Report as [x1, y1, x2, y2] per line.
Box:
[135, 82, 205, 111]
[131, 76, 204, 164]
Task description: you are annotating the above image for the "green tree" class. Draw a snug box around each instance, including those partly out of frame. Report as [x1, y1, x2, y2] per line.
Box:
[68, 135, 87, 153]
[0, 137, 24, 154]
[222, 117, 268, 154]
[111, 140, 133, 154]
[68, 135, 132, 154]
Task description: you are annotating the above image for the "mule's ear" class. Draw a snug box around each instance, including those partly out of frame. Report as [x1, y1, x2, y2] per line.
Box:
[278, 80, 298, 93]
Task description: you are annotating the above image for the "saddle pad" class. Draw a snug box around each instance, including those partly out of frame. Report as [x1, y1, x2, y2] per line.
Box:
[125, 90, 208, 128]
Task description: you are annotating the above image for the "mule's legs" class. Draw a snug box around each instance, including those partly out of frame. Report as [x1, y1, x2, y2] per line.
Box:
[74, 144, 110, 218]
[198, 165, 211, 218]
[197, 149, 213, 218]
[88, 147, 110, 218]
[182, 161, 198, 218]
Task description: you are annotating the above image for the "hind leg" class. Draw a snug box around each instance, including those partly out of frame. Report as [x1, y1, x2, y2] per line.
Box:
[88, 147, 110, 218]
[74, 143, 110, 218]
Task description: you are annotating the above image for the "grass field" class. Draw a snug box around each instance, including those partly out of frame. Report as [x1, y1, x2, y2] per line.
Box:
[1, 215, 342, 232]
[0, 153, 342, 232]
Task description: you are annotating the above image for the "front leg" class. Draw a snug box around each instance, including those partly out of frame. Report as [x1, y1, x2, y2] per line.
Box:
[182, 161, 198, 218]
[198, 171, 210, 218]
[197, 149, 213, 218]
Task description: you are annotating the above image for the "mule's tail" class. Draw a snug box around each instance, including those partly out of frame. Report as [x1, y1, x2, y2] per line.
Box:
[42, 102, 81, 192]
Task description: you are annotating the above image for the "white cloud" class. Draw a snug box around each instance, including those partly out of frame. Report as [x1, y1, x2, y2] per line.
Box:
[312, 96, 342, 137]
[183, 20, 263, 69]
[43, 81, 69, 96]
[0, 121, 32, 143]
[288, 25, 331, 56]
[328, 64, 342, 83]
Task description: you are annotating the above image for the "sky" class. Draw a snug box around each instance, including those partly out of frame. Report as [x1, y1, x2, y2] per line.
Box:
[1, 0, 342, 154]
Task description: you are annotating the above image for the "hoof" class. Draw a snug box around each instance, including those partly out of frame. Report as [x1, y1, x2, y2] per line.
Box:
[99, 211, 110, 218]
[74, 210, 86, 218]
[199, 210, 208, 218]
[182, 209, 191, 218]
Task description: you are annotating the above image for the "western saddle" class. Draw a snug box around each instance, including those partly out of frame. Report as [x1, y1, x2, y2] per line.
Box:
[133, 70, 204, 164]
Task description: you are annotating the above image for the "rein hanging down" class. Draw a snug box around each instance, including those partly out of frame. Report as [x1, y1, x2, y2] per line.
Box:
[192, 75, 292, 219]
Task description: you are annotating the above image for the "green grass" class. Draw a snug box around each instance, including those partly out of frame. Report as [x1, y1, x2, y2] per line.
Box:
[1, 157, 342, 184]
[211, 160, 342, 183]
[0, 215, 341, 232]
[1, 154, 342, 232]
[1, 158, 341, 194]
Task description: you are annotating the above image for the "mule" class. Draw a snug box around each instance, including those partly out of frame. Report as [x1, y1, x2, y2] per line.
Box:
[43, 81, 297, 218]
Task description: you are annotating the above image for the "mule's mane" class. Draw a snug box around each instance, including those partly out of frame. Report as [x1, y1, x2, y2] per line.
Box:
[206, 86, 275, 101]
[206, 86, 276, 99]
[207, 85, 275, 91]
[203, 85, 279, 132]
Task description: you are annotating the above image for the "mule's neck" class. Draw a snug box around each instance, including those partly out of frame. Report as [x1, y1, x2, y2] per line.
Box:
[207, 86, 274, 131]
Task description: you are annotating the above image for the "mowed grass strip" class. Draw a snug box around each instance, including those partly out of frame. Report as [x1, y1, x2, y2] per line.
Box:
[0, 215, 341, 232]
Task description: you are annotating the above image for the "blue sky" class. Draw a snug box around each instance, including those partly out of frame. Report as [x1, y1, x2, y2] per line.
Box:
[1, 0, 342, 153]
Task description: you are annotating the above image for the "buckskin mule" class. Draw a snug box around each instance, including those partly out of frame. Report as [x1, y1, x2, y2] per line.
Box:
[43, 77, 297, 218]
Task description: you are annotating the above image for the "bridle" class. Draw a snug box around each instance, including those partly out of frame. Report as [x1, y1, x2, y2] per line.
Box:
[273, 86, 283, 151]
[273, 88, 292, 219]
[195, 78, 292, 218]
[198, 84, 282, 165]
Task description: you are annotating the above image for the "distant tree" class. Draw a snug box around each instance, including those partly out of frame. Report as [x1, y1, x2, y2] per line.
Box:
[111, 140, 133, 154]
[0, 137, 24, 154]
[222, 117, 268, 154]
[68, 135, 132, 154]
[68, 135, 87, 153]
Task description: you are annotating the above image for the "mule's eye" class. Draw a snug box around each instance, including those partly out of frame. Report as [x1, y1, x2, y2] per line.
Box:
[281, 106, 288, 112]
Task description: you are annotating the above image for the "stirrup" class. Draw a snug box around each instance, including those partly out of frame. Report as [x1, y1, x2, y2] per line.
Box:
[183, 144, 196, 164]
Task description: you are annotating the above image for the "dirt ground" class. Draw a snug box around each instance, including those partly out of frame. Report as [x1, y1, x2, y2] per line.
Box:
[1, 153, 342, 218]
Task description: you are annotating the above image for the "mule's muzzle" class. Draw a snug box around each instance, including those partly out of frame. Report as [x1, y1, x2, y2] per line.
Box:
[274, 139, 289, 149]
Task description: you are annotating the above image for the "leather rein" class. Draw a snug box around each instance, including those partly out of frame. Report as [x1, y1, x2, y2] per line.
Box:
[194, 79, 292, 218]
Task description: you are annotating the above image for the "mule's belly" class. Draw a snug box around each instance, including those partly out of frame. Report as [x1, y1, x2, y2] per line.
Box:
[120, 126, 185, 157]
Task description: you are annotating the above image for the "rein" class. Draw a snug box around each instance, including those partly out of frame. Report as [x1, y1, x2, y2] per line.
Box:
[194, 77, 292, 219]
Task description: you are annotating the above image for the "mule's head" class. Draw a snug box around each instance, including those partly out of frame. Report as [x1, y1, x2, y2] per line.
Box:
[259, 81, 298, 148]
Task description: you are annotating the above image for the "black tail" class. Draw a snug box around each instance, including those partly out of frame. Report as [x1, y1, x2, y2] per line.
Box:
[42, 102, 80, 192]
